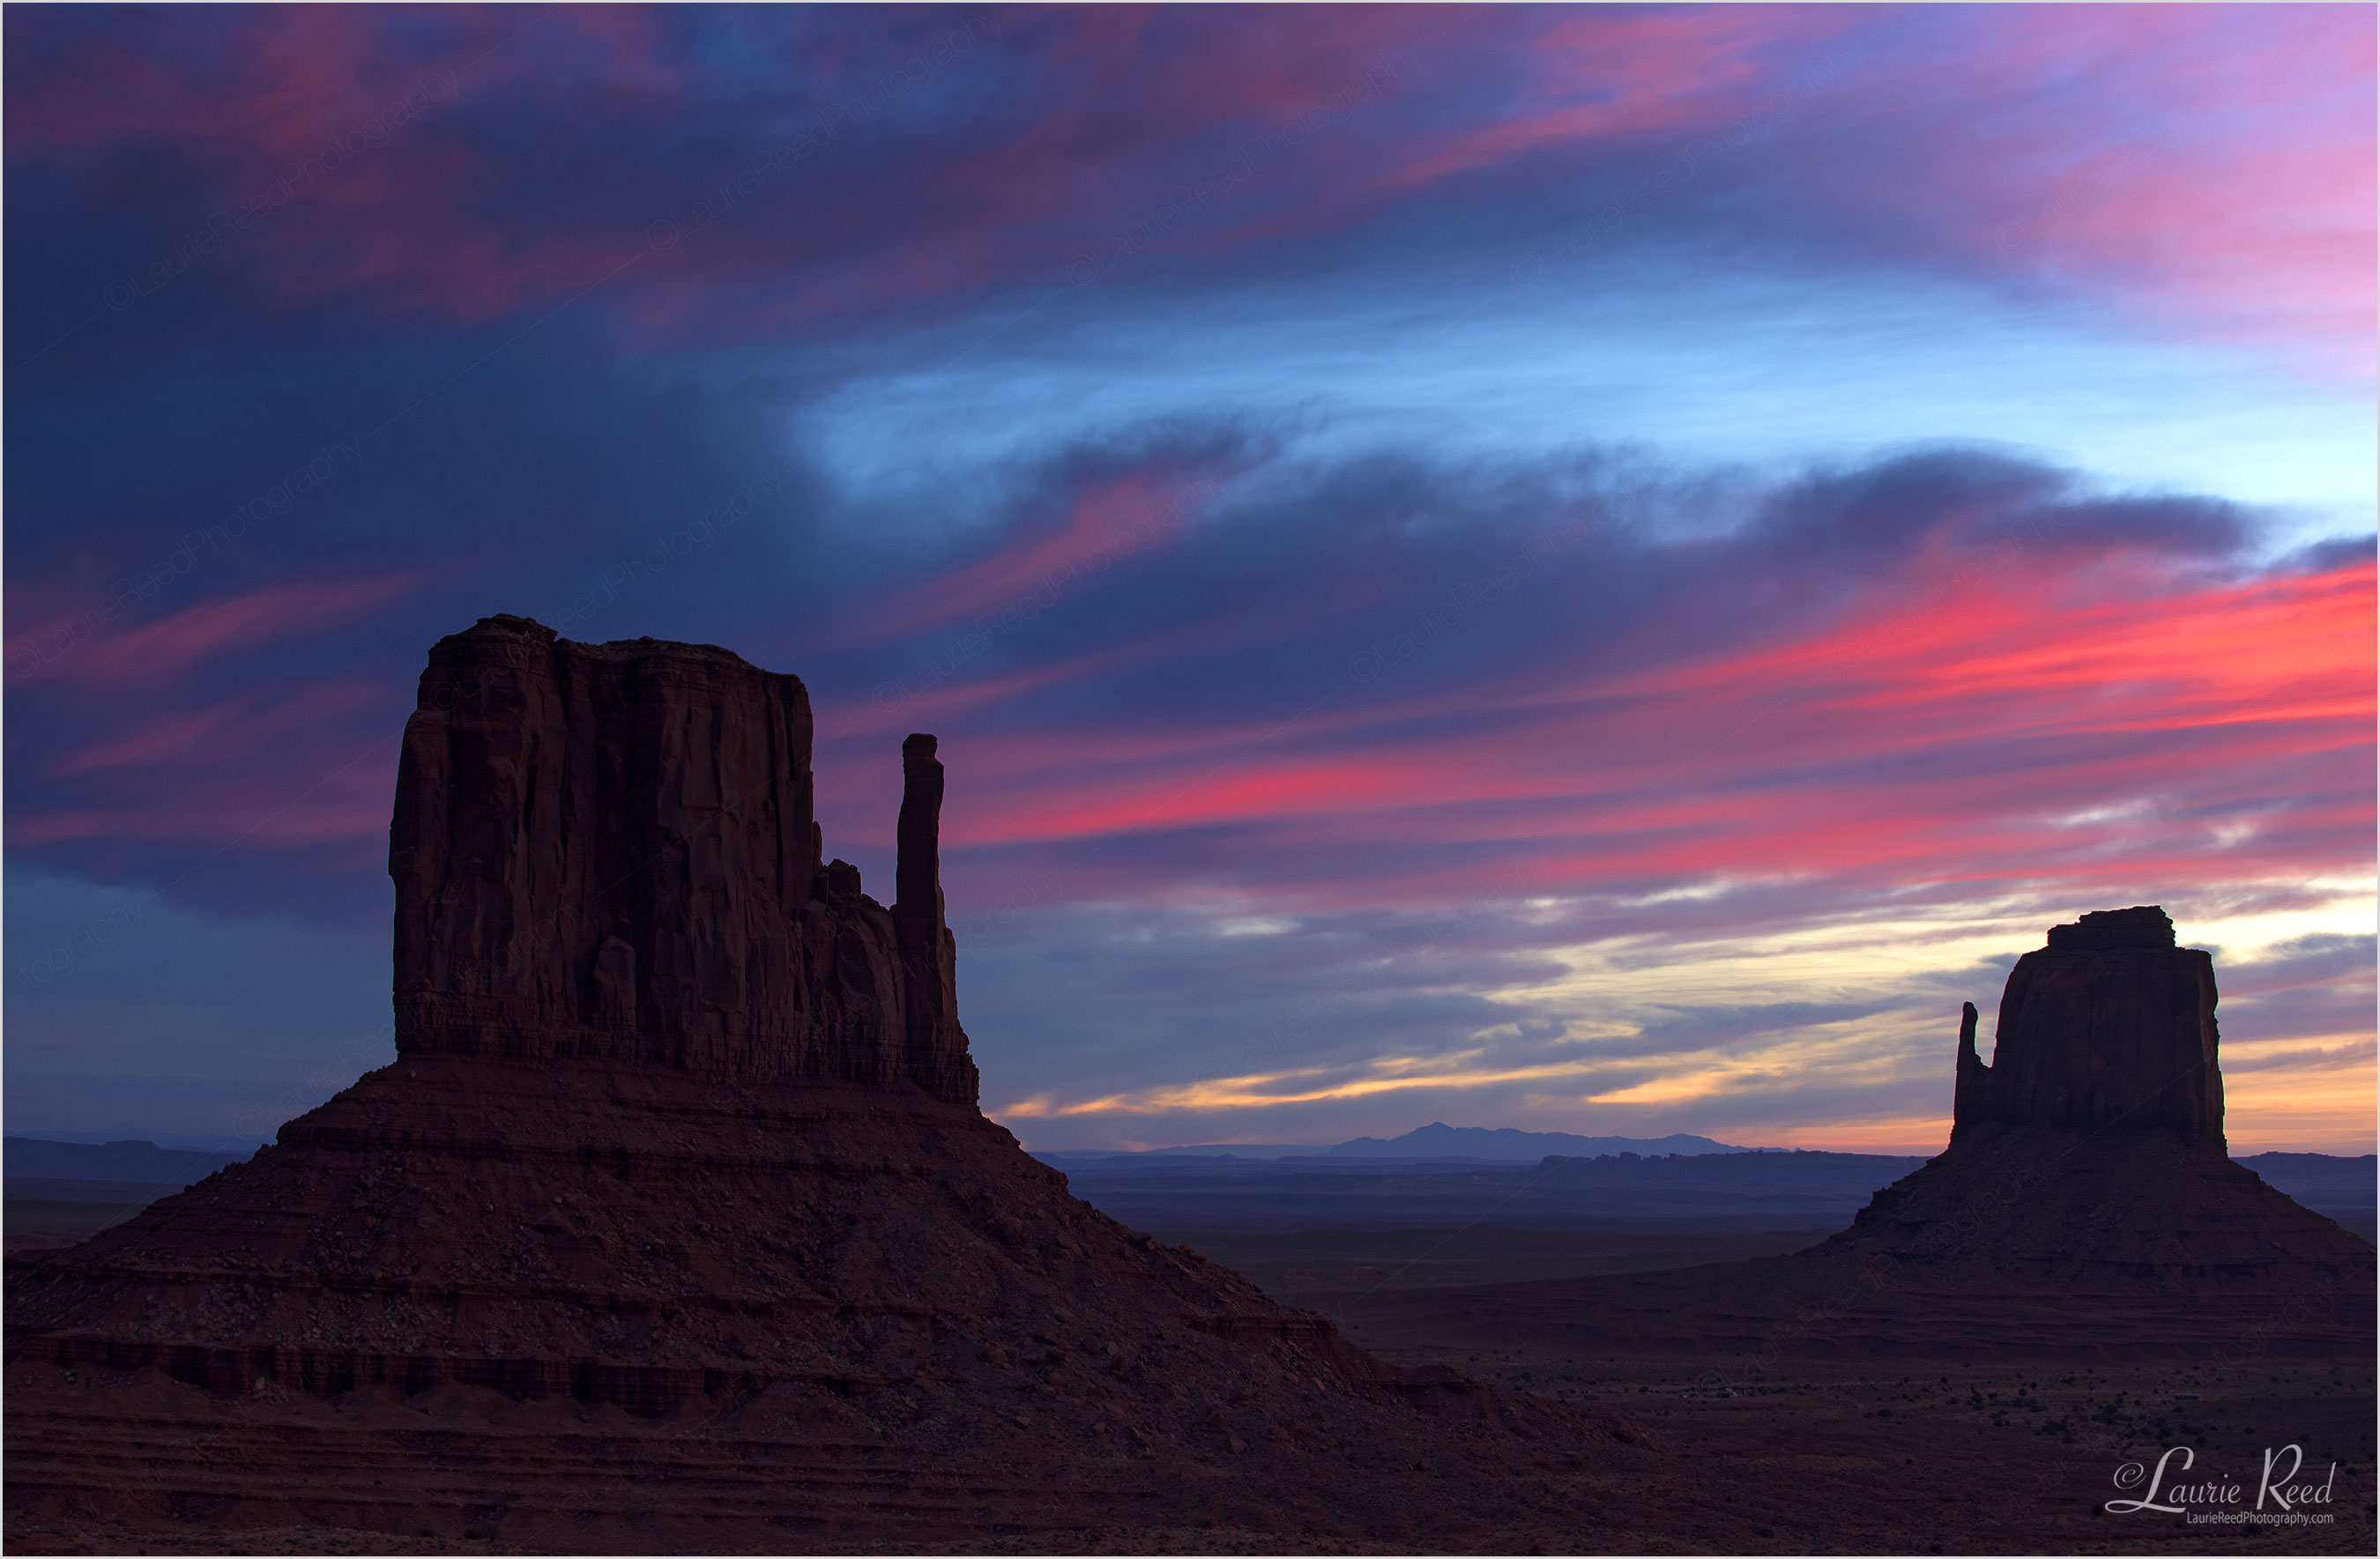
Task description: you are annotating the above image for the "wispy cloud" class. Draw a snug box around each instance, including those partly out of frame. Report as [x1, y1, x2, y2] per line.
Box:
[6, 4, 2369, 1154]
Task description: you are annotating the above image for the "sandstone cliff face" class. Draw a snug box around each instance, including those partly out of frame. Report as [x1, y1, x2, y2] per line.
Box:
[390, 615, 975, 1104]
[1951, 906, 2221, 1146]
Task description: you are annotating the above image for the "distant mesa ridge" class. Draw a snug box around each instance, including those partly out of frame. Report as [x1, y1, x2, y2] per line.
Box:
[2, 1140, 242, 1185]
[1038, 1125, 1750, 1163]
[1326, 1124, 1745, 1160]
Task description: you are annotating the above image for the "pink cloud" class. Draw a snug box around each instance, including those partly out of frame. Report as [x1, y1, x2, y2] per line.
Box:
[52, 680, 383, 777]
[7, 572, 438, 686]
[835, 471, 1205, 644]
[1382, 5, 1813, 192]
[1365, 6, 2374, 373]
[19, 6, 2361, 368]
[878, 554, 2372, 924]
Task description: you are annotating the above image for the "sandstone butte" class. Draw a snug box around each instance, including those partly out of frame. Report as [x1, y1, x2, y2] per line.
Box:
[1818, 903, 2362, 1294]
[4, 617, 1648, 1553]
[1349, 906, 2375, 1360]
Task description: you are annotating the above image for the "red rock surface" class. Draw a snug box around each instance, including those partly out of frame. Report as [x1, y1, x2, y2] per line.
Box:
[4, 619, 1637, 1552]
[390, 615, 974, 1102]
[1951, 905, 2222, 1145]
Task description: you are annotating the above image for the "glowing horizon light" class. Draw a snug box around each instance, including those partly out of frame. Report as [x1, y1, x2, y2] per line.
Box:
[4, 4, 2370, 1156]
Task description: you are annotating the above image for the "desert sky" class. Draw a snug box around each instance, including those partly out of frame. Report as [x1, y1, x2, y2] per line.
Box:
[5, 4, 2373, 1154]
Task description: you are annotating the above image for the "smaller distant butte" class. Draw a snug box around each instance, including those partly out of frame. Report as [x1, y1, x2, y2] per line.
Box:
[1822, 903, 2368, 1302]
[1344, 905, 2375, 1361]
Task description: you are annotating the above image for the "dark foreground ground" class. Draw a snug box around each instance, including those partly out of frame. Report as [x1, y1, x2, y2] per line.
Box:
[9, 1212, 2371, 1555]
[1153, 1224, 1832, 1295]
[1268, 1229, 2375, 1555]
[1331, 1297, 2373, 1555]
[11, 1348, 2367, 1556]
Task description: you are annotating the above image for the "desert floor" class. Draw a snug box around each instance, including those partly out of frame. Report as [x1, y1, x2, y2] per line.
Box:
[9, 1219, 2369, 1555]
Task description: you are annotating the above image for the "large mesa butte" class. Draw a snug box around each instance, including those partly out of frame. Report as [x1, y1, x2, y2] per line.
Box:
[4, 614, 1612, 1550]
[390, 614, 974, 1100]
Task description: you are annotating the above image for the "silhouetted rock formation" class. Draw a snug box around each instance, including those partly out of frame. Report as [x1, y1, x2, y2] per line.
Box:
[390, 615, 976, 1103]
[1822, 905, 2365, 1288]
[1950, 906, 2221, 1145]
[1348, 909, 2371, 1363]
[4, 617, 1622, 1551]
[893, 731, 964, 1096]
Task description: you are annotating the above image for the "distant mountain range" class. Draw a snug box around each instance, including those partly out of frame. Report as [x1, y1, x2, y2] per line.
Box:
[1036, 1122, 1754, 1164]
[1327, 1123, 1750, 1159]
[1047, 1147, 1930, 1233]
[5, 1135, 2366, 1244]
[1034, 1142, 2374, 1239]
